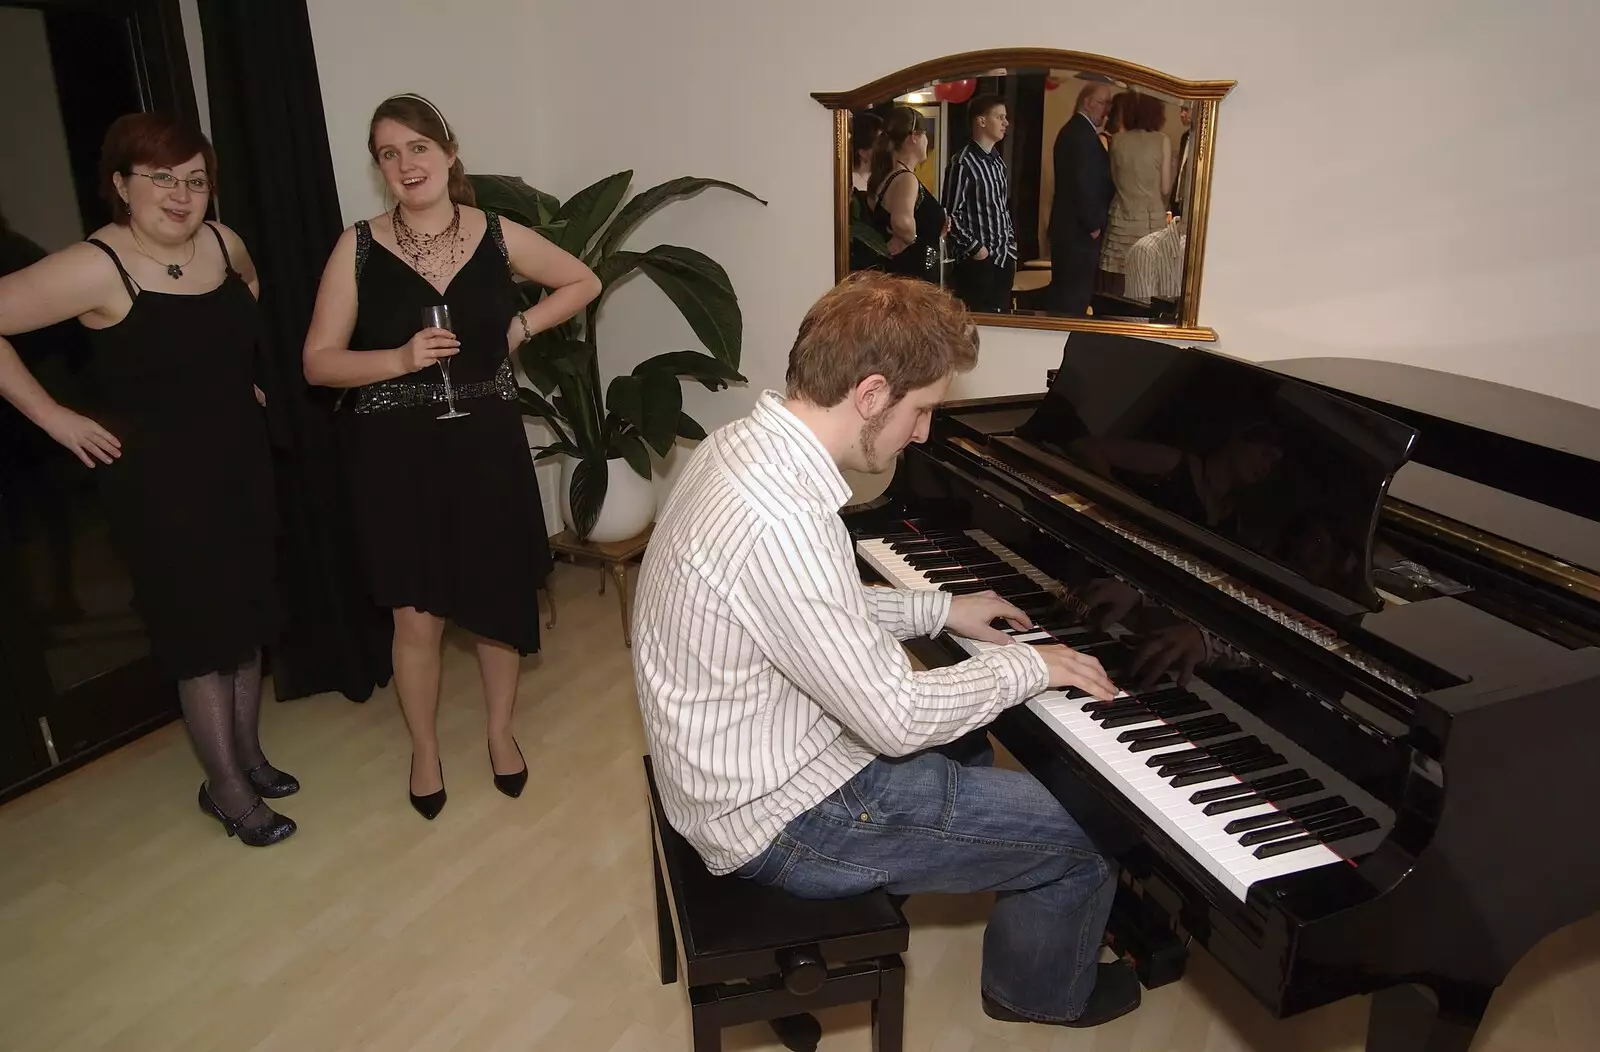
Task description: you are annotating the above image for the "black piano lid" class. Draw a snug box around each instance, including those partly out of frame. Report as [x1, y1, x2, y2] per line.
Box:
[1267, 357, 1600, 576]
[1016, 334, 1417, 613]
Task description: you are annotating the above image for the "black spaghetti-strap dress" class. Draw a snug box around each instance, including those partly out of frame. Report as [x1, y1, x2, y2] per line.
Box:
[871, 166, 945, 282]
[340, 211, 551, 653]
[81, 224, 280, 681]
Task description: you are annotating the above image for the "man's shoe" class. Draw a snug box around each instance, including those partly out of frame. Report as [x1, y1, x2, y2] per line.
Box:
[981, 960, 1141, 1028]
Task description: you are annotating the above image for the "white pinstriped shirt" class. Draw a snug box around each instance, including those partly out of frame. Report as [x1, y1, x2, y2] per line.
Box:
[631, 391, 1050, 874]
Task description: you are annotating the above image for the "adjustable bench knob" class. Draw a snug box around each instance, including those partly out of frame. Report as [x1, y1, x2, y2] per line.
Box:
[775, 944, 827, 995]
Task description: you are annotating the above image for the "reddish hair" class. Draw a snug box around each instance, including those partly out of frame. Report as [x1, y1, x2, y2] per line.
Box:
[367, 94, 475, 206]
[1127, 93, 1169, 133]
[785, 271, 978, 407]
[98, 112, 217, 225]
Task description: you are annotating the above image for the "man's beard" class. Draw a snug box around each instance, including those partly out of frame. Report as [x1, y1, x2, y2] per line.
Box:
[860, 408, 891, 473]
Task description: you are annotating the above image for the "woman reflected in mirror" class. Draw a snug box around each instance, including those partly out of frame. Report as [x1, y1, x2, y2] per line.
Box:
[865, 105, 945, 283]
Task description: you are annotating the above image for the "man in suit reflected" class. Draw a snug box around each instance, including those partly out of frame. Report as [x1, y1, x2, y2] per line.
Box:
[1045, 83, 1115, 315]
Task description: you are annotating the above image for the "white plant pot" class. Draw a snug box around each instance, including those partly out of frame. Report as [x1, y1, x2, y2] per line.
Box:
[559, 455, 657, 543]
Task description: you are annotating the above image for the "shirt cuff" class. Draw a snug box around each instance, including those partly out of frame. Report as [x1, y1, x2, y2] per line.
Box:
[978, 640, 1051, 704]
[916, 588, 952, 638]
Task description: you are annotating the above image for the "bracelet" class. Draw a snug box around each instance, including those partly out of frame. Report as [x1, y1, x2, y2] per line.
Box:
[515, 310, 533, 345]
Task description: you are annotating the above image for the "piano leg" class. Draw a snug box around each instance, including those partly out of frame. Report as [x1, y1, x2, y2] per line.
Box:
[1365, 981, 1493, 1052]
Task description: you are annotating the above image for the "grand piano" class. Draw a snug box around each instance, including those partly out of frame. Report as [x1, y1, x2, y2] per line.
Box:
[842, 333, 1600, 1051]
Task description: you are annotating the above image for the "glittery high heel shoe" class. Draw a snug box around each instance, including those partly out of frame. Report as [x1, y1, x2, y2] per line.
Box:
[244, 762, 300, 799]
[198, 784, 296, 847]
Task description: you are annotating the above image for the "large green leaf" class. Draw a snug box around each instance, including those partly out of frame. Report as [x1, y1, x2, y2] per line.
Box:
[516, 386, 570, 445]
[676, 412, 707, 441]
[606, 373, 681, 458]
[552, 170, 632, 258]
[613, 432, 652, 481]
[467, 174, 565, 235]
[638, 247, 742, 369]
[568, 456, 608, 540]
[594, 246, 741, 369]
[592, 177, 766, 263]
[633, 350, 744, 391]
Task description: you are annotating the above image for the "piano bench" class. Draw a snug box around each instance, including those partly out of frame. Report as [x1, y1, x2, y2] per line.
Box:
[644, 756, 910, 1052]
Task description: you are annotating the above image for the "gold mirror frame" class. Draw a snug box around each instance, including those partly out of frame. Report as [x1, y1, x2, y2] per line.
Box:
[813, 48, 1236, 341]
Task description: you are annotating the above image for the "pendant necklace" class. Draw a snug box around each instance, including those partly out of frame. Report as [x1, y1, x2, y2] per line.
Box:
[129, 225, 195, 279]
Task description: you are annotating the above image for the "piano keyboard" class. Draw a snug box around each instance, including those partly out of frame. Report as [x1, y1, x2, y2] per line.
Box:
[856, 528, 1393, 903]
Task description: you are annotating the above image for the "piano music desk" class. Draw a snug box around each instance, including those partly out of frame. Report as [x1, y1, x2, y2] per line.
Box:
[546, 524, 653, 647]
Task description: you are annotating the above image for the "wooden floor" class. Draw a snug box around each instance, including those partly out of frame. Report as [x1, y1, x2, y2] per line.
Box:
[2, 561, 1596, 1052]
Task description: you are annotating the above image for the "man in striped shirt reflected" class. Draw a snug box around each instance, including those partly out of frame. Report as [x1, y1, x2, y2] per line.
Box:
[943, 94, 1017, 314]
[631, 272, 1144, 1030]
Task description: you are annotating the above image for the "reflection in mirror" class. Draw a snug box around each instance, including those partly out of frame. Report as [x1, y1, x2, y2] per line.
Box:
[818, 51, 1233, 340]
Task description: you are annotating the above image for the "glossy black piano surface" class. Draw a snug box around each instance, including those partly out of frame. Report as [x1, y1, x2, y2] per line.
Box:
[843, 335, 1600, 1052]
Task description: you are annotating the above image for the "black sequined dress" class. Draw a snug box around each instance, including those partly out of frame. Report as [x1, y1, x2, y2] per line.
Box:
[340, 211, 552, 653]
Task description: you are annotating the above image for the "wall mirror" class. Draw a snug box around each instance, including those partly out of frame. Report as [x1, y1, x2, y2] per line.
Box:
[813, 49, 1234, 340]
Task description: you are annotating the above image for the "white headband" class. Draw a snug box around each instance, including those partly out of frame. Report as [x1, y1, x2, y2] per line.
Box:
[388, 93, 452, 142]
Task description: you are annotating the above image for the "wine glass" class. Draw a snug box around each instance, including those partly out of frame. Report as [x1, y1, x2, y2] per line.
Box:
[421, 304, 469, 419]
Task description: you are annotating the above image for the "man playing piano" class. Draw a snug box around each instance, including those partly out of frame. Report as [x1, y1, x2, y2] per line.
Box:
[630, 271, 1144, 1030]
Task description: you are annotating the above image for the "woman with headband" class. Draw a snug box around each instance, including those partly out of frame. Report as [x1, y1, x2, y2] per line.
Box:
[303, 93, 600, 819]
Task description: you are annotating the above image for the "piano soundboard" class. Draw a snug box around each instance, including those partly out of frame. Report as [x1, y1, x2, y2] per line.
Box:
[855, 527, 1394, 903]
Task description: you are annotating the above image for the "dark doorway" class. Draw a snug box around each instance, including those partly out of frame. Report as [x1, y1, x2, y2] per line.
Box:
[0, 0, 199, 803]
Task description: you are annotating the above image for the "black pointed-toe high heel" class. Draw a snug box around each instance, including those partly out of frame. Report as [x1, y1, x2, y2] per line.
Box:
[490, 738, 528, 798]
[409, 757, 447, 820]
[198, 784, 296, 847]
[244, 763, 300, 799]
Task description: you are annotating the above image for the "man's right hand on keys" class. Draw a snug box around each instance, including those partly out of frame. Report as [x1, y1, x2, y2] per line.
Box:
[1035, 644, 1118, 701]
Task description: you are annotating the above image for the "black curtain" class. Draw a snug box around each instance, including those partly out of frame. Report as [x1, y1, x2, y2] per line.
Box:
[198, 0, 392, 702]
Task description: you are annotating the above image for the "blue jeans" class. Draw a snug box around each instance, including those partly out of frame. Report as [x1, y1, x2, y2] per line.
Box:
[734, 732, 1116, 1021]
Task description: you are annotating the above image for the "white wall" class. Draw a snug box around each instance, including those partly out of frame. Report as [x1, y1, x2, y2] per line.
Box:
[0, 8, 84, 252]
[305, 0, 1600, 507]
[305, 0, 544, 226]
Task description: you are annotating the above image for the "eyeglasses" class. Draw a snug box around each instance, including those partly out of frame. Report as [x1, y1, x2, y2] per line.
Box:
[127, 171, 212, 194]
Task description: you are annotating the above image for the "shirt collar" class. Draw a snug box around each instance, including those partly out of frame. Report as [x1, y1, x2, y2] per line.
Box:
[749, 390, 853, 509]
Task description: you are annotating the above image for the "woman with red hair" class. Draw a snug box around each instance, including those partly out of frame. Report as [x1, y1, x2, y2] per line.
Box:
[0, 112, 294, 847]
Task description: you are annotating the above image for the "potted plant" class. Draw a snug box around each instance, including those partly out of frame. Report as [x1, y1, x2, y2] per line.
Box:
[467, 170, 764, 542]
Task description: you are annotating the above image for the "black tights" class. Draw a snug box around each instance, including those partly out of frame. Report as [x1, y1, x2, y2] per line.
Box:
[178, 648, 285, 829]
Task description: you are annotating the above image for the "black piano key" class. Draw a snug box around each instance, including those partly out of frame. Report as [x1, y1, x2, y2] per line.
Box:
[923, 566, 994, 581]
[1143, 744, 1218, 767]
[1264, 778, 1325, 801]
[1300, 806, 1366, 831]
[1169, 768, 1239, 788]
[1190, 782, 1260, 805]
[1239, 823, 1309, 847]
[1126, 731, 1192, 752]
[1200, 778, 1325, 815]
[1087, 698, 1155, 719]
[1288, 794, 1347, 818]
[1224, 811, 1303, 835]
[1117, 713, 1231, 743]
[1252, 834, 1326, 859]
[1158, 746, 1271, 778]
[941, 574, 1030, 594]
[940, 580, 997, 594]
[1201, 793, 1274, 815]
[1184, 722, 1244, 744]
[1224, 753, 1287, 778]
[1100, 709, 1181, 730]
[1244, 769, 1311, 792]
[1040, 627, 1112, 646]
[1313, 816, 1381, 846]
